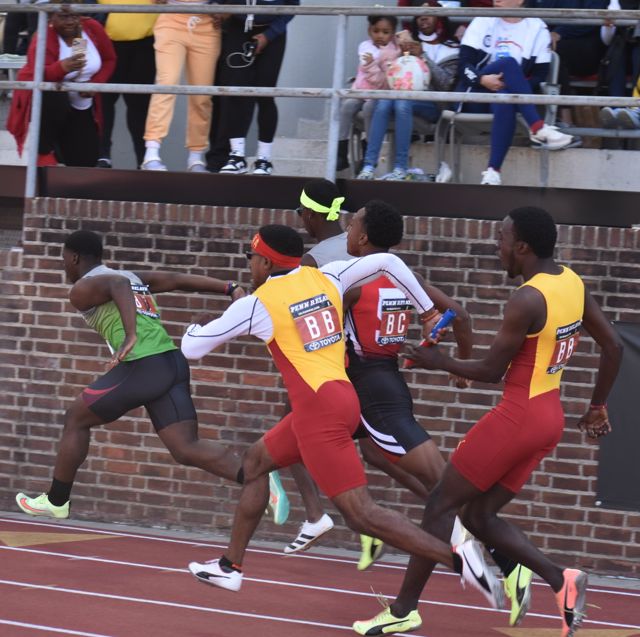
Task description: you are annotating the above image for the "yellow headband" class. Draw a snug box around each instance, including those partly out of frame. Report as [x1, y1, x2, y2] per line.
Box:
[299, 189, 345, 222]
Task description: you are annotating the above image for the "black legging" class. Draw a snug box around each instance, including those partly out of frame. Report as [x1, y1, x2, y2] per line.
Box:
[215, 20, 287, 143]
[555, 30, 606, 94]
[39, 92, 99, 167]
[99, 36, 156, 166]
[3, 11, 37, 55]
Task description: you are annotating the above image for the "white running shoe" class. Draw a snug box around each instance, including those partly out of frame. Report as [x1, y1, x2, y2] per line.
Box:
[481, 167, 502, 186]
[188, 559, 243, 592]
[454, 540, 505, 609]
[435, 160, 452, 183]
[357, 166, 375, 180]
[530, 124, 577, 150]
[284, 513, 334, 554]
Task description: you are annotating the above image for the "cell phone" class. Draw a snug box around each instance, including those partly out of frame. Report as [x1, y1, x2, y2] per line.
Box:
[72, 37, 87, 58]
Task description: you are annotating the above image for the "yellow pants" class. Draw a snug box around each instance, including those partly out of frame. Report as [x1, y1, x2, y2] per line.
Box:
[144, 13, 221, 151]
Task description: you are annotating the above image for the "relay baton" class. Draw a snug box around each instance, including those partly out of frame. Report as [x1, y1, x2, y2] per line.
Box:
[403, 308, 457, 369]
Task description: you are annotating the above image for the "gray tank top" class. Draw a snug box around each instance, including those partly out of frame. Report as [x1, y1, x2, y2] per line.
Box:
[306, 232, 351, 267]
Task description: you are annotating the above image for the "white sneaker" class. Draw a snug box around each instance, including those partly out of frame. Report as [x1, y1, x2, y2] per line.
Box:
[599, 107, 620, 129]
[481, 167, 502, 186]
[454, 540, 505, 609]
[188, 559, 243, 592]
[617, 107, 640, 130]
[141, 158, 168, 171]
[284, 513, 334, 554]
[435, 160, 452, 183]
[383, 167, 407, 181]
[356, 166, 375, 180]
[187, 160, 208, 173]
[530, 124, 576, 150]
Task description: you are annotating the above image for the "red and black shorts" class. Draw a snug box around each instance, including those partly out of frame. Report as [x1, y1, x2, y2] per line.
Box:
[81, 349, 197, 431]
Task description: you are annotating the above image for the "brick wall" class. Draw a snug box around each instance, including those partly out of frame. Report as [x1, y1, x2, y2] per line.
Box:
[1, 197, 638, 577]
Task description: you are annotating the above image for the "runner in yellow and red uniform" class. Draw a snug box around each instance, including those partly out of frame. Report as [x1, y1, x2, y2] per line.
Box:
[380, 207, 623, 637]
[181, 224, 505, 610]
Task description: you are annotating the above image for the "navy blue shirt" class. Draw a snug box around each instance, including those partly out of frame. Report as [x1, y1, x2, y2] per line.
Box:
[527, 0, 607, 39]
[222, 0, 299, 42]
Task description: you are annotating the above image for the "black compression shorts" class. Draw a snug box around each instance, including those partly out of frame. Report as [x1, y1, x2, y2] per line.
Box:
[81, 349, 197, 431]
[347, 352, 430, 457]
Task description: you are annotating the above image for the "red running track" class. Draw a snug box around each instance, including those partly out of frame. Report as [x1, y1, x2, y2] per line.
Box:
[1, 515, 639, 637]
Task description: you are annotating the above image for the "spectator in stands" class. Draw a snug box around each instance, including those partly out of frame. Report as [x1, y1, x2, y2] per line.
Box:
[600, 1, 640, 127]
[141, 0, 223, 172]
[456, 0, 577, 185]
[336, 15, 400, 173]
[7, 3, 116, 167]
[601, 65, 640, 127]
[96, 0, 157, 169]
[528, 0, 609, 123]
[214, 0, 299, 176]
[357, 1, 459, 181]
[3, 0, 37, 56]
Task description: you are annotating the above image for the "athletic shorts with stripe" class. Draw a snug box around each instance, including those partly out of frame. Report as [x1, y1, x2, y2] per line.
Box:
[347, 352, 430, 460]
[452, 389, 564, 493]
[81, 349, 197, 431]
[263, 380, 367, 498]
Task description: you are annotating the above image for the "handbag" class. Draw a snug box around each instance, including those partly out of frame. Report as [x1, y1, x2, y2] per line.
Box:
[386, 53, 431, 91]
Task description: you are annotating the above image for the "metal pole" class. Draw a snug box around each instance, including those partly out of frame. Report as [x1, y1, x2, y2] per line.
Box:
[325, 13, 346, 181]
[24, 9, 48, 199]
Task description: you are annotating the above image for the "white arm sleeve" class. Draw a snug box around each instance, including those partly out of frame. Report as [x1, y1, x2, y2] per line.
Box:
[181, 295, 273, 360]
[321, 254, 435, 314]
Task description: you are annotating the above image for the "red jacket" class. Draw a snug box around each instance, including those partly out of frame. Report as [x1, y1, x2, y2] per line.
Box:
[7, 18, 116, 155]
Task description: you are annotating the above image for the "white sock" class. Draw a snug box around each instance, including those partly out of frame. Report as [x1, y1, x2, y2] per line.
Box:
[144, 142, 160, 162]
[229, 138, 245, 157]
[256, 141, 272, 161]
[188, 150, 204, 166]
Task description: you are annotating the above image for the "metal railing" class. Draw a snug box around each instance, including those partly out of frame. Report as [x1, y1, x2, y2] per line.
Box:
[1, 3, 639, 197]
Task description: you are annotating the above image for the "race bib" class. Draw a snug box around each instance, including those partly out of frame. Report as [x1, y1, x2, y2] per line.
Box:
[376, 291, 412, 345]
[547, 320, 581, 374]
[290, 294, 342, 352]
[131, 283, 160, 319]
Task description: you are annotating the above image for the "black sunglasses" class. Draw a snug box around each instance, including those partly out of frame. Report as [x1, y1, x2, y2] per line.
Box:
[245, 252, 256, 261]
[295, 206, 305, 217]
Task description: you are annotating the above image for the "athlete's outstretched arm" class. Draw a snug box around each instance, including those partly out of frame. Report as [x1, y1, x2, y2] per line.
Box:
[134, 271, 245, 301]
[181, 296, 272, 360]
[576, 290, 623, 437]
[322, 253, 435, 319]
[406, 286, 542, 383]
[69, 274, 138, 362]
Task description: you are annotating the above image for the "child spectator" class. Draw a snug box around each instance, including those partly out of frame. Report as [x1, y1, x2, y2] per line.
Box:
[357, 1, 458, 181]
[336, 15, 400, 172]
